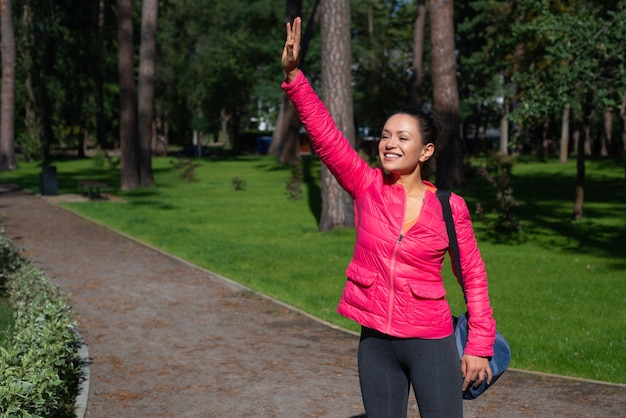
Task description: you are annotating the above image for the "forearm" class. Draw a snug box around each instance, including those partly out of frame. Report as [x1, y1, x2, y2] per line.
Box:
[282, 71, 370, 196]
[453, 197, 497, 356]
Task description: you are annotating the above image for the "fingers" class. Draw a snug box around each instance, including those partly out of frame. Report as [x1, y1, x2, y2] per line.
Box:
[285, 17, 301, 43]
[461, 355, 492, 390]
[282, 17, 301, 81]
[293, 16, 301, 46]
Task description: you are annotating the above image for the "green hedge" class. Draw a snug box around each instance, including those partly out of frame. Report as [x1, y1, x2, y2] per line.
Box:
[0, 231, 80, 418]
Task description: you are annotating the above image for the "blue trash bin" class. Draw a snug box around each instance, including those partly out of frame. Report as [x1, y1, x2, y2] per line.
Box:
[255, 136, 273, 154]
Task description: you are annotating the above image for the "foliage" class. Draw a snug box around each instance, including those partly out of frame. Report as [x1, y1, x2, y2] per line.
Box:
[457, 0, 517, 146]
[0, 232, 80, 418]
[0, 298, 13, 348]
[8, 0, 625, 166]
[351, 0, 419, 131]
[231, 176, 246, 191]
[474, 154, 521, 238]
[457, 0, 626, 154]
[511, 3, 621, 121]
[285, 164, 303, 200]
[171, 158, 198, 181]
[156, 0, 288, 146]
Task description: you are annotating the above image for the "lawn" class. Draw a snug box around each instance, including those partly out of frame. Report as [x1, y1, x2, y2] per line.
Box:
[1, 154, 624, 384]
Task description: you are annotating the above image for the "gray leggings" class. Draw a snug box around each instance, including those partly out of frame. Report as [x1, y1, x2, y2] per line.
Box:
[358, 326, 463, 418]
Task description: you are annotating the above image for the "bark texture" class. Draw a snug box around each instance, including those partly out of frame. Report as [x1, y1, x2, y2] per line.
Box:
[137, 0, 158, 187]
[430, 0, 463, 189]
[0, 0, 16, 170]
[118, 0, 139, 190]
[319, 0, 355, 230]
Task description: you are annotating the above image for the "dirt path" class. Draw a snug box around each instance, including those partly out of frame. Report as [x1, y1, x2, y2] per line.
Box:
[1, 184, 624, 418]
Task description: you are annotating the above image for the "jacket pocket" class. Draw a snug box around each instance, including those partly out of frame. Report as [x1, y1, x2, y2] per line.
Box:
[406, 282, 449, 326]
[342, 261, 379, 312]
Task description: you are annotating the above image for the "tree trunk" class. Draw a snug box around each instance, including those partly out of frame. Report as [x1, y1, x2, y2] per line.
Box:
[39, 0, 55, 163]
[270, 0, 320, 164]
[410, 0, 426, 109]
[271, 96, 301, 164]
[601, 107, 612, 157]
[573, 126, 586, 220]
[0, 0, 16, 170]
[541, 118, 550, 159]
[619, 89, 626, 191]
[96, 0, 108, 149]
[19, 1, 40, 161]
[269, 0, 302, 162]
[319, 0, 355, 231]
[118, 0, 139, 190]
[573, 99, 592, 220]
[498, 101, 509, 155]
[559, 103, 570, 164]
[430, 0, 463, 189]
[137, 0, 158, 187]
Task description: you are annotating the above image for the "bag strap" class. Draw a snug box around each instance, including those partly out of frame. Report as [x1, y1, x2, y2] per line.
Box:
[436, 189, 467, 304]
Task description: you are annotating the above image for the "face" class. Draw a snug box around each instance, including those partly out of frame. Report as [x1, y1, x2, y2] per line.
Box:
[378, 114, 434, 176]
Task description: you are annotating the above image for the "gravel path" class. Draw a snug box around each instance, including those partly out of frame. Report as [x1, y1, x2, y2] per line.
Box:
[1, 184, 624, 418]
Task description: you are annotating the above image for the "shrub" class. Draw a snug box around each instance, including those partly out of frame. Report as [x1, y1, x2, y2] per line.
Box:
[475, 153, 522, 238]
[0, 232, 80, 418]
[172, 158, 198, 181]
[231, 176, 246, 191]
[285, 164, 303, 200]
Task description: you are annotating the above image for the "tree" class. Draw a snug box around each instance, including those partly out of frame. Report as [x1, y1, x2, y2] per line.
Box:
[269, 0, 304, 165]
[559, 103, 570, 163]
[410, 0, 426, 109]
[504, 2, 626, 218]
[96, 0, 109, 150]
[351, 1, 415, 132]
[0, 0, 16, 170]
[621, 89, 626, 183]
[118, 0, 139, 190]
[137, 0, 158, 187]
[430, 0, 463, 189]
[318, 0, 354, 230]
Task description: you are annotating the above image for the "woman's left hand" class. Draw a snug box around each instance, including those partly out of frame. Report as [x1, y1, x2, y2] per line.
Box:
[461, 354, 492, 391]
[282, 17, 301, 82]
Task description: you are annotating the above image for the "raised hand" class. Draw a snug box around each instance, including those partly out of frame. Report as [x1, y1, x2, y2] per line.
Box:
[282, 17, 302, 82]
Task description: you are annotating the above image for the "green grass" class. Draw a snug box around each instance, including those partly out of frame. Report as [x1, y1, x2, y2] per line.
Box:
[1, 155, 625, 384]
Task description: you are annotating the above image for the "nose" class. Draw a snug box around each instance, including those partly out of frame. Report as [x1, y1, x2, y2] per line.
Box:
[384, 135, 398, 148]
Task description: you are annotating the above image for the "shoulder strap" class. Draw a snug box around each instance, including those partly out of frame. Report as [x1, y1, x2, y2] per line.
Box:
[436, 190, 467, 301]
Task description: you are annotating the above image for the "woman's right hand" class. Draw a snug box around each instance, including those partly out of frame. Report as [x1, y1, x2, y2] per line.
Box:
[282, 17, 301, 83]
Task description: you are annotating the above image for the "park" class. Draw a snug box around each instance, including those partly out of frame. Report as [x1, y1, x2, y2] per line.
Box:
[1, 0, 625, 416]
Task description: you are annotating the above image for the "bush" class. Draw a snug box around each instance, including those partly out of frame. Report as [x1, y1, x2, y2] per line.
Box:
[0, 231, 80, 418]
[475, 153, 522, 239]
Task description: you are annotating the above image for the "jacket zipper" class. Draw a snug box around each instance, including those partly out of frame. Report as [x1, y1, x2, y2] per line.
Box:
[386, 233, 404, 334]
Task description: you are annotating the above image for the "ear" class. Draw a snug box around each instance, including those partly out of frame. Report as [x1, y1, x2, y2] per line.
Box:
[420, 143, 435, 162]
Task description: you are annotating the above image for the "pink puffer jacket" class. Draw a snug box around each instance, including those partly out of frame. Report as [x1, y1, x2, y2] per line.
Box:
[283, 71, 496, 357]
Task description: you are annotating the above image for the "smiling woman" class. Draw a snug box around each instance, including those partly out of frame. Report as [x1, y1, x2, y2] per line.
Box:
[281, 17, 497, 417]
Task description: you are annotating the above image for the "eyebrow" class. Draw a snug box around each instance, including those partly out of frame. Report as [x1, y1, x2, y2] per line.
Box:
[382, 128, 414, 136]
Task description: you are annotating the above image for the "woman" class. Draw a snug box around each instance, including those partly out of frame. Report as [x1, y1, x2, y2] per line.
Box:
[281, 18, 496, 417]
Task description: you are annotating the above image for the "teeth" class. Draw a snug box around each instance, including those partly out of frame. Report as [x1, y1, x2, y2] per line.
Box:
[385, 153, 400, 158]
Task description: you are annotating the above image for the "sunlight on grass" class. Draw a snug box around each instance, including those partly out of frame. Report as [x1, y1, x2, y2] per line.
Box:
[1, 155, 625, 383]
